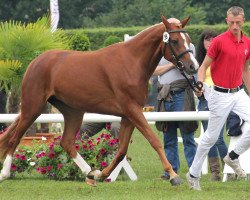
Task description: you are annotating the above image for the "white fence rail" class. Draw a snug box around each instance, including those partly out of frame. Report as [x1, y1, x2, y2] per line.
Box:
[0, 111, 210, 123]
[0, 111, 210, 181]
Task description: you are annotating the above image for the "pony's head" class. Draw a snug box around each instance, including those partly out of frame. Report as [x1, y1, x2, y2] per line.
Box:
[161, 15, 199, 75]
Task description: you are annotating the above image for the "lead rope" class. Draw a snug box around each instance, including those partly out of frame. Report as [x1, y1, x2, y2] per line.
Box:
[179, 71, 205, 100]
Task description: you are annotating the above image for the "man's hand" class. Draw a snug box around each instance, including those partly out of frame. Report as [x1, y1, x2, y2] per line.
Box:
[194, 81, 204, 97]
[195, 89, 204, 97]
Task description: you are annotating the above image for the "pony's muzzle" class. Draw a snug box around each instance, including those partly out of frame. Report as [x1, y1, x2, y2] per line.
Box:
[189, 64, 195, 71]
[187, 62, 199, 75]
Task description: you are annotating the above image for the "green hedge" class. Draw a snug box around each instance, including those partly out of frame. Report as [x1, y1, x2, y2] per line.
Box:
[66, 22, 250, 50]
[186, 22, 250, 45]
[66, 27, 144, 50]
[103, 35, 122, 47]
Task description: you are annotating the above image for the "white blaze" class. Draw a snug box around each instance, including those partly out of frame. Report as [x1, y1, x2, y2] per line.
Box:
[180, 32, 199, 70]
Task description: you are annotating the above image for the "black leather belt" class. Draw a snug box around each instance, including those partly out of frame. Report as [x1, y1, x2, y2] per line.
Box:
[214, 84, 243, 93]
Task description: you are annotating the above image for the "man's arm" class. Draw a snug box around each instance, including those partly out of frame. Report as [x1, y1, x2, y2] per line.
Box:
[195, 55, 213, 96]
[243, 60, 250, 93]
[153, 62, 175, 76]
[197, 55, 213, 82]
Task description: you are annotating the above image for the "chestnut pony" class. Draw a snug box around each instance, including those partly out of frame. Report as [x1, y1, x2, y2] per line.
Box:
[0, 15, 198, 186]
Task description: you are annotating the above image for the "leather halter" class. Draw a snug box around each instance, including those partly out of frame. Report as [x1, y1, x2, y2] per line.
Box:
[162, 29, 193, 71]
[162, 29, 203, 93]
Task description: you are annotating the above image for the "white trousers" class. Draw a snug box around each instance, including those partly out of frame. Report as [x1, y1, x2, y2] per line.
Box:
[190, 87, 250, 177]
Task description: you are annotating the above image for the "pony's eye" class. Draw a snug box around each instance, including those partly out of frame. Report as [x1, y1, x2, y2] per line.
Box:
[171, 40, 178, 45]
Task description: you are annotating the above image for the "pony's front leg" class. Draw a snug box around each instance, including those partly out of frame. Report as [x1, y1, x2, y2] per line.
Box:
[61, 137, 102, 186]
[0, 155, 12, 181]
[127, 107, 181, 186]
[73, 152, 101, 186]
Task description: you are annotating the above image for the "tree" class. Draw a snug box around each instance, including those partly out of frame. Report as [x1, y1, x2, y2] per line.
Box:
[0, 0, 49, 23]
[1, 0, 249, 28]
[81, 0, 207, 27]
[56, 0, 113, 29]
[0, 17, 69, 113]
[190, 0, 250, 24]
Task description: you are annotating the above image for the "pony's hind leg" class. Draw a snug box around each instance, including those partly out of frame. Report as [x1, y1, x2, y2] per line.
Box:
[55, 103, 100, 186]
[0, 112, 42, 181]
[0, 91, 47, 181]
[0, 116, 21, 181]
[0, 116, 21, 160]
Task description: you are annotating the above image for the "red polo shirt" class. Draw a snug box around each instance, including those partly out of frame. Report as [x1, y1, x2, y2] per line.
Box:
[207, 30, 250, 88]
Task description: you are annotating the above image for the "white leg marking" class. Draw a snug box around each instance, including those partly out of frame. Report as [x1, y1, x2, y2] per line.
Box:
[73, 152, 91, 175]
[0, 154, 12, 181]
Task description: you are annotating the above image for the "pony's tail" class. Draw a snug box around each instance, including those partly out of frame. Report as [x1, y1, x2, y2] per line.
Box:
[0, 114, 21, 161]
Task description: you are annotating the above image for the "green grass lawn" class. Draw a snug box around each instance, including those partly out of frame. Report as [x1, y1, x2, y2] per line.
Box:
[1, 125, 250, 200]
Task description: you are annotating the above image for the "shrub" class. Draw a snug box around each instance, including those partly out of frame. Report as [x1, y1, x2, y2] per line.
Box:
[69, 33, 90, 51]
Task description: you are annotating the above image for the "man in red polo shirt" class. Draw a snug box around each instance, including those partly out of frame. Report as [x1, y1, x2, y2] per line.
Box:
[186, 6, 250, 190]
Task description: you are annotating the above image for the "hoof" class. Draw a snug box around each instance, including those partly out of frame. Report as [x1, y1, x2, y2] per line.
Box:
[87, 169, 102, 180]
[85, 170, 102, 187]
[85, 177, 97, 187]
[170, 176, 182, 186]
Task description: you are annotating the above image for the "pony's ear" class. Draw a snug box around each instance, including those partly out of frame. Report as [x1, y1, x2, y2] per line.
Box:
[161, 15, 171, 30]
[181, 16, 191, 28]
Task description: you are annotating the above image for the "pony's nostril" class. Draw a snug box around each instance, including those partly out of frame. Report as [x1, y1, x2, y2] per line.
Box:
[190, 64, 195, 71]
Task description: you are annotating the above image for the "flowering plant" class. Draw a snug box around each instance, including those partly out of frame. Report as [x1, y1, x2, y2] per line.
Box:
[35, 136, 83, 180]
[36, 131, 118, 180]
[11, 148, 35, 174]
[0, 128, 119, 181]
[0, 146, 36, 177]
